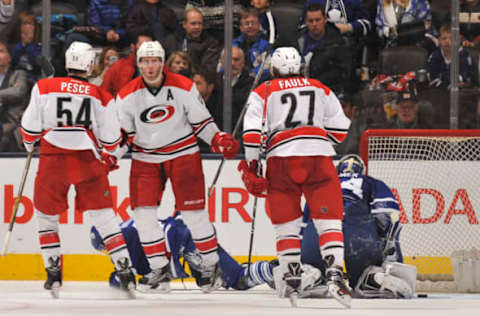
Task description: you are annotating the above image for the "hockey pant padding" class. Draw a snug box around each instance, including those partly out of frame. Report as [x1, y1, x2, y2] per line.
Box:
[181, 209, 219, 266]
[313, 219, 344, 270]
[133, 206, 168, 270]
[36, 210, 60, 268]
[273, 217, 302, 273]
[88, 208, 130, 268]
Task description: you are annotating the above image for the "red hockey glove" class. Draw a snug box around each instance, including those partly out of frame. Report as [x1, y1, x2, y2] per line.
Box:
[100, 151, 119, 171]
[237, 159, 268, 198]
[211, 131, 240, 159]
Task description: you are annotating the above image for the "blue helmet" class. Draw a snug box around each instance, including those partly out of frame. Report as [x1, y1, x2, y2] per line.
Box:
[90, 226, 105, 251]
[337, 154, 365, 175]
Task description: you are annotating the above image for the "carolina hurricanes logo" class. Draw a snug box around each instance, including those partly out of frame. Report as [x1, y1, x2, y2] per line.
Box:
[140, 105, 175, 124]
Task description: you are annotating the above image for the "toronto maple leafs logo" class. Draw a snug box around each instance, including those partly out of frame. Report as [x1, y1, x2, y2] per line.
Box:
[140, 105, 175, 124]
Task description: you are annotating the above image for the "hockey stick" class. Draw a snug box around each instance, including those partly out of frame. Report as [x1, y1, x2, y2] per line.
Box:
[1, 150, 35, 256]
[246, 80, 270, 280]
[207, 10, 276, 198]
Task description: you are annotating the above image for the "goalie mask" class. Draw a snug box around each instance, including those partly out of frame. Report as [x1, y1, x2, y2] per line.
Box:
[137, 41, 165, 86]
[337, 154, 365, 175]
[65, 41, 95, 75]
[270, 47, 301, 77]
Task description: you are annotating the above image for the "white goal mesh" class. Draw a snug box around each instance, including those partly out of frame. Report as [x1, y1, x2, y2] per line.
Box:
[361, 129, 480, 292]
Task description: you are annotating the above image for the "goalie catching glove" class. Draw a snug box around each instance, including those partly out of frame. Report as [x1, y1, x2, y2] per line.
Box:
[237, 160, 268, 197]
[210, 132, 240, 159]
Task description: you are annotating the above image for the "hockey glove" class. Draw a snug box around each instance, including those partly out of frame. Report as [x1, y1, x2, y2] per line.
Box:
[237, 159, 268, 198]
[23, 141, 35, 153]
[101, 151, 119, 171]
[210, 131, 240, 159]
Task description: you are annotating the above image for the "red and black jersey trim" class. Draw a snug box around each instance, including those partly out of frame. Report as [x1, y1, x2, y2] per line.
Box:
[191, 117, 214, 136]
[132, 132, 198, 156]
[324, 126, 348, 144]
[267, 127, 330, 153]
[98, 135, 122, 151]
[20, 126, 42, 144]
[242, 129, 262, 148]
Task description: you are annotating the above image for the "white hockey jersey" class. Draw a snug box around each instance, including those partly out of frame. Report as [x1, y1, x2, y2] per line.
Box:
[21, 77, 122, 154]
[116, 72, 219, 163]
[243, 76, 350, 162]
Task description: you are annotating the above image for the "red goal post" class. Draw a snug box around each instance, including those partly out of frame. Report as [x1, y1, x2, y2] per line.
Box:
[360, 129, 480, 291]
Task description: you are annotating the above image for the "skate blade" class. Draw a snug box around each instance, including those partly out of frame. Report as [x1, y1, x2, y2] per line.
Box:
[50, 282, 61, 299]
[137, 283, 171, 294]
[288, 292, 298, 308]
[328, 284, 352, 309]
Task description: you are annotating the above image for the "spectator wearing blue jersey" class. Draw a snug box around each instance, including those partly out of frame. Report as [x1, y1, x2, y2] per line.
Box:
[250, 0, 278, 41]
[427, 24, 476, 90]
[376, 0, 436, 45]
[300, 0, 371, 38]
[64, 0, 133, 51]
[300, 154, 417, 298]
[233, 7, 270, 82]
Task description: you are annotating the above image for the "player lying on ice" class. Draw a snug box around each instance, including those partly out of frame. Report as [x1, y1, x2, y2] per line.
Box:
[294, 154, 417, 299]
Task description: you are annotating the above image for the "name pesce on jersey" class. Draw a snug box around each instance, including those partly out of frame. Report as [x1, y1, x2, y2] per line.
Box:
[60, 82, 91, 94]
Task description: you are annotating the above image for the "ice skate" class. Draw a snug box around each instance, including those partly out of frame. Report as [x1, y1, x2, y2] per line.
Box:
[44, 256, 62, 299]
[283, 262, 302, 307]
[116, 258, 136, 299]
[198, 263, 222, 293]
[327, 267, 352, 308]
[138, 265, 171, 293]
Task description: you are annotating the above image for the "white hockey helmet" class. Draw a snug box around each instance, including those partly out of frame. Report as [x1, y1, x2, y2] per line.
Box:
[270, 47, 302, 77]
[136, 40, 165, 64]
[65, 41, 95, 73]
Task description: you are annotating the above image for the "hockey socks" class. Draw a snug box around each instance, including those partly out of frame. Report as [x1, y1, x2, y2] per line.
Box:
[244, 261, 274, 288]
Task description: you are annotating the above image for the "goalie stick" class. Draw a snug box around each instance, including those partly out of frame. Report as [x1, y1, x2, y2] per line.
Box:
[207, 9, 276, 197]
[1, 150, 34, 256]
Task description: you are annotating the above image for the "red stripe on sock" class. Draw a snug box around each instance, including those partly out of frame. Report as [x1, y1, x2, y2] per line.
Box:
[104, 234, 126, 252]
[39, 232, 60, 245]
[195, 237, 218, 252]
[143, 241, 166, 256]
[276, 238, 301, 252]
[318, 231, 344, 247]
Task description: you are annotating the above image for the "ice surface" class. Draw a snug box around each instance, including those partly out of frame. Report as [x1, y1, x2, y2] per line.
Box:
[1, 281, 480, 316]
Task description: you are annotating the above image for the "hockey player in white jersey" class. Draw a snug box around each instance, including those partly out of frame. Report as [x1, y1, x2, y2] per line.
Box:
[115, 41, 239, 293]
[238, 47, 352, 307]
[20, 42, 136, 297]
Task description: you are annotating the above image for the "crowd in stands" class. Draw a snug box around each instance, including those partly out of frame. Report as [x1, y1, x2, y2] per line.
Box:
[0, 0, 479, 154]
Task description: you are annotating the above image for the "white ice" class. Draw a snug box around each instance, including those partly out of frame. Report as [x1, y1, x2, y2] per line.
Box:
[1, 281, 480, 316]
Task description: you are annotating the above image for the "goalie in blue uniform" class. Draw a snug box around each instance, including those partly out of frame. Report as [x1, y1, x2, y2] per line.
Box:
[295, 154, 417, 299]
[90, 214, 275, 292]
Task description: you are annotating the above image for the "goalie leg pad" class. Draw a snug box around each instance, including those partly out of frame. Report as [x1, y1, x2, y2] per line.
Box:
[384, 262, 417, 296]
[355, 263, 416, 299]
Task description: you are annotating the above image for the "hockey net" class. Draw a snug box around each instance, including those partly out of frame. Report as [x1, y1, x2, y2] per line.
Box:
[360, 129, 480, 292]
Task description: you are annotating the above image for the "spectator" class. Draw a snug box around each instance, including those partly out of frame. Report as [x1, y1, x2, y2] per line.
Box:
[460, 0, 480, 46]
[250, 0, 277, 40]
[166, 51, 194, 78]
[384, 85, 433, 129]
[10, 11, 42, 84]
[300, 0, 371, 39]
[163, 8, 220, 75]
[65, 0, 134, 49]
[193, 70, 221, 152]
[101, 31, 153, 96]
[233, 8, 270, 82]
[0, 40, 29, 152]
[0, 0, 14, 39]
[214, 46, 253, 131]
[298, 4, 352, 95]
[376, 0, 436, 46]
[427, 24, 475, 90]
[89, 46, 119, 86]
[127, 0, 178, 44]
[185, 0, 247, 42]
